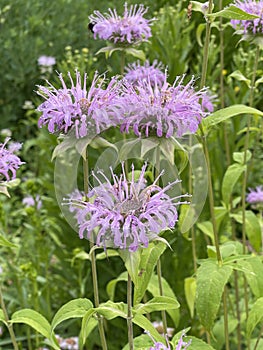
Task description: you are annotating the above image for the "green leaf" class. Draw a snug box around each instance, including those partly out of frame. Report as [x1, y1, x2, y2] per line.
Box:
[196, 23, 206, 47]
[133, 296, 179, 314]
[51, 135, 76, 160]
[197, 221, 215, 244]
[231, 211, 261, 252]
[96, 301, 127, 320]
[80, 309, 96, 344]
[196, 260, 233, 331]
[247, 297, 263, 337]
[133, 242, 167, 304]
[106, 272, 127, 301]
[0, 184, 10, 197]
[89, 136, 118, 152]
[51, 298, 93, 331]
[122, 334, 154, 350]
[125, 48, 146, 61]
[233, 150, 252, 164]
[222, 163, 246, 206]
[201, 105, 263, 134]
[11, 309, 52, 340]
[212, 316, 238, 349]
[140, 138, 159, 158]
[79, 317, 97, 349]
[132, 314, 165, 343]
[237, 257, 263, 298]
[229, 70, 251, 88]
[147, 274, 180, 327]
[119, 249, 141, 284]
[0, 233, 17, 248]
[96, 250, 120, 260]
[207, 5, 260, 20]
[119, 138, 141, 161]
[183, 336, 216, 349]
[184, 277, 196, 318]
[0, 309, 6, 325]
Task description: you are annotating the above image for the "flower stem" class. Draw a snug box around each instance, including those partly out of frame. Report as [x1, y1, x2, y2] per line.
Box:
[0, 286, 19, 350]
[155, 145, 168, 335]
[127, 273, 134, 350]
[83, 155, 108, 350]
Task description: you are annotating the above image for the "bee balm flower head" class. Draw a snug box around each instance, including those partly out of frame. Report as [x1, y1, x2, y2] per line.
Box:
[231, 0, 263, 35]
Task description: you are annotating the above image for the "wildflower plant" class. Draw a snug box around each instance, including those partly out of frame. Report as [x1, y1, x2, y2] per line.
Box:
[247, 186, 263, 206]
[231, 0, 263, 35]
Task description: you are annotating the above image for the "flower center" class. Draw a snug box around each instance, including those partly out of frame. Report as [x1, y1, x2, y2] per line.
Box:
[119, 198, 142, 214]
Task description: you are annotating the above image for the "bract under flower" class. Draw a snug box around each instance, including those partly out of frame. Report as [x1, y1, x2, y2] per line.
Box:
[65, 163, 188, 252]
[231, 0, 263, 34]
[89, 3, 153, 46]
[120, 75, 211, 138]
[37, 70, 124, 138]
[0, 138, 24, 182]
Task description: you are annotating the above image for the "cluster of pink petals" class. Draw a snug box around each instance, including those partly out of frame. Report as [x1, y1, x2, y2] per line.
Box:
[231, 0, 263, 34]
[247, 186, 263, 204]
[124, 60, 166, 87]
[37, 71, 124, 138]
[120, 75, 211, 138]
[66, 163, 187, 252]
[89, 3, 153, 45]
[0, 138, 24, 182]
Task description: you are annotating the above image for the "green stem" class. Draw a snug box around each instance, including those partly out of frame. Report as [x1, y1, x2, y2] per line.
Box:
[83, 155, 108, 350]
[253, 323, 263, 350]
[0, 286, 19, 350]
[155, 146, 168, 335]
[127, 274, 134, 350]
[223, 285, 230, 350]
[120, 50, 125, 76]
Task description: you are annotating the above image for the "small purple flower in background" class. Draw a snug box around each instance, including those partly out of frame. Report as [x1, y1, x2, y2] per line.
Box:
[247, 186, 263, 204]
[124, 60, 166, 87]
[37, 70, 124, 138]
[230, 0, 263, 34]
[120, 75, 210, 138]
[38, 55, 56, 67]
[7, 141, 22, 153]
[66, 163, 187, 252]
[0, 138, 24, 182]
[23, 195, 42, 210]
[89, 3, 153, 46]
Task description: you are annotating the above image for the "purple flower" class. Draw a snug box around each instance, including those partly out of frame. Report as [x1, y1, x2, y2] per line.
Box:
[124, 60, 166, 87]
[175, 334, 191, 350]
[230, 1, 263, 34]
[247, 186, 263, 204]
[23, 195, 42, 210]
[89, 3, 153, 46]
[0, 138, 24, 182]
[38, 55, 56, 67]
[66, 163, 187, 252]
[120, 75, 210, 138]
[37, 70, 124, 138]
[149, 342, 170, 350]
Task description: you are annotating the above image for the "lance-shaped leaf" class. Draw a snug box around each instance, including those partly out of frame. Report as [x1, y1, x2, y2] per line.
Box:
[96, 301, 127, 320]
[206, 5, 260, 20]
[196, 260, 233, 331]
[222, 163, 246, 206]
[133, 296, 179, 315]
[51, 298, 93, 331]
[247, 297, 263, 337]
[132, 313, 165, 343]
[0, 232, 17, 248]
[107, 272, 127, 301]
[201, 105, 263, 134]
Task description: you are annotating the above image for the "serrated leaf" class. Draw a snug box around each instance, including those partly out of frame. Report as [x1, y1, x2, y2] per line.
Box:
[51, 298, 93, 331]
[184, 277, 196, 318]
[11, 309, 52, 340]
[237, 257, 263, 298]
[133, 296, 179, 314]
[201, 105, 263, 134]
[0, 233, 17, 248]
[196, 260, 233, 331]
[207, 5, 260, 20]
[231, 211, 261, 252]
[247, 297, 263, 337]
[222, 163, 246, 206]
[133, 242, 167, 304]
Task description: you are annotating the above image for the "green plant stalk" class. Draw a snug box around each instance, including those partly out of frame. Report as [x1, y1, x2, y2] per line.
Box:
[0, 286, 19, 350]
[155, 145, 168, 335]
[83, 156, 108, 350]
[223, 285, 230, 350]
[127, 273, 134, 350]
[254, 323, 263, 350]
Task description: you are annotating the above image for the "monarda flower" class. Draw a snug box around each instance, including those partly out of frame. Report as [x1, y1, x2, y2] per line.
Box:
[66, 163, 187, 252]
[247, 186, 263, 204]
[120, 75, 210, 138]
[89, 3, 153, 46]
[124, 60, 166, 87]
[0, 138, 24, 182]
[230, 0, 263, 34]
[37, 70, 124, 138]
